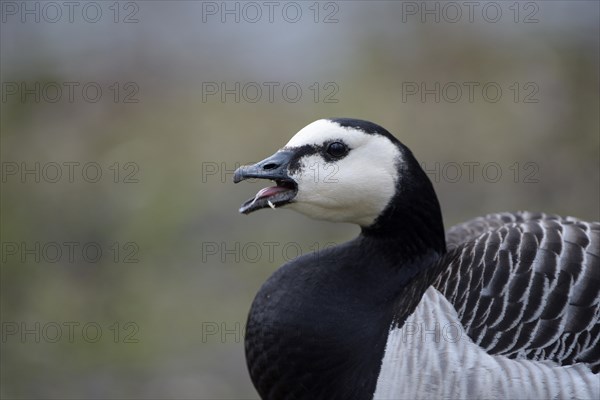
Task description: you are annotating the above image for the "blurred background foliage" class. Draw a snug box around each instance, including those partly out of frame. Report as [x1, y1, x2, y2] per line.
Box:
[1, 1, 598, 399]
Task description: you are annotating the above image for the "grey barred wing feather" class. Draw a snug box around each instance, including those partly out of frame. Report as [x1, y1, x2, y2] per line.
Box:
[435, 212, 600, 373]
[445, 211, 581, 250]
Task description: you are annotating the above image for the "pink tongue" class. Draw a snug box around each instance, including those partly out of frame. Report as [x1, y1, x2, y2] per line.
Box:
[256, 186, 288, 199]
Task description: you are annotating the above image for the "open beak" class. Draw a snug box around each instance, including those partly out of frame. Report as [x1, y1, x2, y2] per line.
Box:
[233, 150, 298, 214]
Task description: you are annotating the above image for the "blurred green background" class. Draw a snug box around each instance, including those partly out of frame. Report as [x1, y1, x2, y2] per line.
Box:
[1, 1, 598, 399]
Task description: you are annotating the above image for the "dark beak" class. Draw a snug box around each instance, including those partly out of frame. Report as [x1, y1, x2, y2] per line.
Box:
[233, 151, 298, 214]
[233, 151, 294, 183]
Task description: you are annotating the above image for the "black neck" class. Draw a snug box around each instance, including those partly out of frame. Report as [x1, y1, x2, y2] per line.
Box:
[361, 145, 446, 260]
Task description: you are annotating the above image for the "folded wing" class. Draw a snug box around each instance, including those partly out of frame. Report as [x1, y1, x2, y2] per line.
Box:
[436, 212, 600, 372]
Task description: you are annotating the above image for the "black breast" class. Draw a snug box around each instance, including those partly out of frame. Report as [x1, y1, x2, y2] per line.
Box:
[244, 238, 441, 400]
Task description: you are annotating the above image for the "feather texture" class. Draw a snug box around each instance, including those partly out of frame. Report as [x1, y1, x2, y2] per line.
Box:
[435, 212, 600, 372]
[374, 287, 600, 399]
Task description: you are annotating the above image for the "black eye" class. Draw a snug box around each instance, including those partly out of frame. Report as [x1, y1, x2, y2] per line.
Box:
[326, 142, 348, 158]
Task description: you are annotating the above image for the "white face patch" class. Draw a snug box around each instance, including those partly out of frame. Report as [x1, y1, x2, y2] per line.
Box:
[283, 119, 402, 227]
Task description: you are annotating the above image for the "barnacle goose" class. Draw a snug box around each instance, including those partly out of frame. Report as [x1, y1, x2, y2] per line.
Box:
[233, 118, 600, 399]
